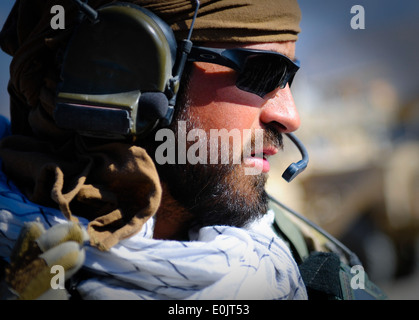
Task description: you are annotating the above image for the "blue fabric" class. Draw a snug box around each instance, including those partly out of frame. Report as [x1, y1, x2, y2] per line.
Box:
[0, 115, 11, 139]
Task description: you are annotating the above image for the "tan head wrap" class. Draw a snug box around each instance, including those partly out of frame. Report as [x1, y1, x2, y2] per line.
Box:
[144, 0, 301, 42]
[0, 0, 301, 250]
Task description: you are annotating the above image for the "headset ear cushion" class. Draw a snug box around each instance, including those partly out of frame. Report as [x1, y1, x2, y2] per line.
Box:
[138, 92, 169, 120]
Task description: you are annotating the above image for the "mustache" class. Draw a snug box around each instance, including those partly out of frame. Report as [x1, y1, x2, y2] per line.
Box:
[263, 125, 283, 151]
[245, 125, 283, 157]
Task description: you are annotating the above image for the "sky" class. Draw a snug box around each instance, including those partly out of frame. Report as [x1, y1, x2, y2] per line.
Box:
[295, 0, 419, 102]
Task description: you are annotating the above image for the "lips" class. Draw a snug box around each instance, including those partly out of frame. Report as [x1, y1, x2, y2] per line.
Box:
[251, 146, 279, 159]
[245, 146, 279, 173]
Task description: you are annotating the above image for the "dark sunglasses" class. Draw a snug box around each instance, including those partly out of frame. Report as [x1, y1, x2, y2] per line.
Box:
[187, 46, 300, 98]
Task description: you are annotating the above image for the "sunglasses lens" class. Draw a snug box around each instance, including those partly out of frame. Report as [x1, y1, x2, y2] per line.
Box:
[236, 54, 296, 97]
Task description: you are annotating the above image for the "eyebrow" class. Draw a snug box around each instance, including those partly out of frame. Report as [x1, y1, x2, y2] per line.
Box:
[263, 49, 298, 64]
[271, 50, 296, 63]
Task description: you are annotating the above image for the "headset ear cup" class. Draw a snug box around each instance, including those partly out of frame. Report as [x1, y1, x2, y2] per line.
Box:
[55, 2, 177, 139]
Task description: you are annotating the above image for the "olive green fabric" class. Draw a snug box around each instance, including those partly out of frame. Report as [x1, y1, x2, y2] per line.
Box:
[142, 0, 302, 43]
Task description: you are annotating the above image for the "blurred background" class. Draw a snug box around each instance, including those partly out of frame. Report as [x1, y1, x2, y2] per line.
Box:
[267, 0, 419, 299]
[0, 0, 418, 299]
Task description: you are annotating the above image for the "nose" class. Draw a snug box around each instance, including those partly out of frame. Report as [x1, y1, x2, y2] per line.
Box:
[259, 85, 300, 133]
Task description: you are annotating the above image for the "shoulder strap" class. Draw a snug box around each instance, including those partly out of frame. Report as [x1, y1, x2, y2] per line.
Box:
[269, 200, 309, 264]
[268, 196, 387, 300]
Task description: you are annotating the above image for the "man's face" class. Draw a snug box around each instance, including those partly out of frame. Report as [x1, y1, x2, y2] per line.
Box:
[156, 41, 300, 228]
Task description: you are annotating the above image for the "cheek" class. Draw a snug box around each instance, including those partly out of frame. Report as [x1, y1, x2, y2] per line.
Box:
[186, 63, 265, 157]
[190, 104, 258, 132]
[187, 63, 263, 132]
[188, 92, 260, 158]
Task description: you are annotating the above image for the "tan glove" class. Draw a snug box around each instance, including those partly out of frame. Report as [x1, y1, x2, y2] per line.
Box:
[4, 221, 89, 300]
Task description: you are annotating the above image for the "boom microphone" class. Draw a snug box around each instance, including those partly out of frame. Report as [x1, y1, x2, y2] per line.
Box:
[275, 133, 363, 266]
[138, 92, 169, 120]
[282, 133, 309, 182]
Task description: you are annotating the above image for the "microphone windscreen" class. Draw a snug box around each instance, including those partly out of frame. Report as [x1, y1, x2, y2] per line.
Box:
[138, 92, 169, 120]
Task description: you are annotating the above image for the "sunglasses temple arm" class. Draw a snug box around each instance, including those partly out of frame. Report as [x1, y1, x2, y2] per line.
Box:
[188, 47, 242, 71]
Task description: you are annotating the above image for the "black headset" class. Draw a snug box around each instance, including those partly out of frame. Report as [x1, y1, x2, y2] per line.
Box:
[54, 0, 199, 140]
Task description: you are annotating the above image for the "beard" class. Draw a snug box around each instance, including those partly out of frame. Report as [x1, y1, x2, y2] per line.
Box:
[146, 98, 282, 230]
[161, 158, 269, 228]
[142, 68, 283, 229]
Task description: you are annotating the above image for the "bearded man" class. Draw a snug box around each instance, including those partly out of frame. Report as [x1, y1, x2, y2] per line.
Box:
[0, 0, 308, 300]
